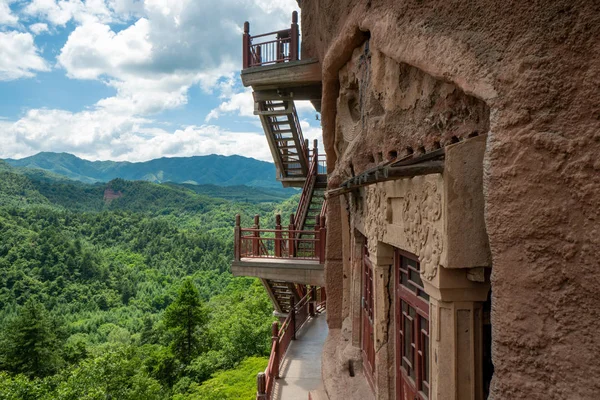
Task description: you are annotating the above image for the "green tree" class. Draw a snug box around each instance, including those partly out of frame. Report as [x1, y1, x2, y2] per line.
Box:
[0, 299, 62, 377]
[164, 279, 208, 364]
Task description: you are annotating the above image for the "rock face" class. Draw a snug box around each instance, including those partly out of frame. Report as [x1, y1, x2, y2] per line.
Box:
[103, 188, 123, 203]
[300, 0, 600, 399]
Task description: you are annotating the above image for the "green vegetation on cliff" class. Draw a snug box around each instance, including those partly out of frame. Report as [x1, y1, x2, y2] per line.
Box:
[0, 164, 298, 399]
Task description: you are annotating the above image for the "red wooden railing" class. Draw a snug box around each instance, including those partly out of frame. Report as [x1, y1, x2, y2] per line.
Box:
[256, 291, 313, 400]
[234, 214, 327, 263]
[243, 11, 300, 69]
[294, 140, 319, 229]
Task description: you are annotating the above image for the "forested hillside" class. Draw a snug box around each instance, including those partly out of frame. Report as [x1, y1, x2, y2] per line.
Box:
[4, 152, 287, 189]
[0, 164, 298, 399]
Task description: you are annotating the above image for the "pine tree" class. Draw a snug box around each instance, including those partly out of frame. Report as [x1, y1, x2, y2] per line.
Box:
[163, 278, 207, 364]
[0, 299, 62, 377]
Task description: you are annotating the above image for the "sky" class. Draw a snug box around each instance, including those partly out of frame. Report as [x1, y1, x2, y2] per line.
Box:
[0, 0, 322, 162]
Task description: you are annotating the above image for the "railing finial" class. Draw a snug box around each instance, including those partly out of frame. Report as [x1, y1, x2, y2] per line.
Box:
[244, 21, 250, 34]
[271, 321, 279, 338]
[235, 214, 241, 226]
[257, 372, 267, 397]
[292, 11, 298, 24]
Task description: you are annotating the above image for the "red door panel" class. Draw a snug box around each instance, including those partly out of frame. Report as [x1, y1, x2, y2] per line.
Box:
[395, 249, 430, 400]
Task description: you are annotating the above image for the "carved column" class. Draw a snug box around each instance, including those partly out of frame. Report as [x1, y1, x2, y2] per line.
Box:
[325, 197, 344, 329]
[370, 243, 394, 400]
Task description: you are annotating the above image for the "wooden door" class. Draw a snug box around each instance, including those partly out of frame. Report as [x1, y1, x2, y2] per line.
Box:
[362, 243, 375, 390]
[395, 249, 430, 400]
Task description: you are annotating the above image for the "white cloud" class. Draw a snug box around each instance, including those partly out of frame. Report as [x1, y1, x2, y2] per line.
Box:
[58, 19, 152, 80]
[29, 22, 49, 34]
[23, 0, 113, 26]
[205, 88, 254, 122]
[0, 31, 49, 80]
[49, 0, 301, 129]
[2, 0, 309, 162]
[1, 108, 273, 162]
[0, 0, 17, 25]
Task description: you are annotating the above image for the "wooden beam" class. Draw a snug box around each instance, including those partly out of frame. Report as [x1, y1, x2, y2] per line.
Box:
[325, 160, 445, 198]
[253, 85, 322, 102]
[241, 59, 321, 90]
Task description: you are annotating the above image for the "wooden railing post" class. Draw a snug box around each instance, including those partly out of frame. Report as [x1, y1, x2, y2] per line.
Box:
[256, 372, 267, 400]
[256, 45, 262, 66]
[309, 286, 316, 317]
[275, 214, 282, 258]
[271, 321, 280, 379]
[234, 214, 241, 261]
[304, 138, 309, 165]
[314, 215, 321, 260]
[253, 214, 260, 256]
[290, 296, 297, 340]
[243, 22, 250, 69]
[313, 139, 319, 175]
[290, 11, 299, 61]
[319, 215, 326, 263]
[288, 214, 295, 258]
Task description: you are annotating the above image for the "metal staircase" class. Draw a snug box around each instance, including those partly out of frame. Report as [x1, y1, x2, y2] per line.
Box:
[242, 97, 327, 315]
[255, 98, 309, 187]
[261, 279, 304, 314]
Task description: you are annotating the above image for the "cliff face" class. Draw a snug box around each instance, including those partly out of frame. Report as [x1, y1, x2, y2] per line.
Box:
[301, 0, 600, 398]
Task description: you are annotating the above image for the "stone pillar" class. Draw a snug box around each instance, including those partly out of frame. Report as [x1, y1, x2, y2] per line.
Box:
[370, 243, 394, 400]
[350, 230, 364, 348]
[325, 197, 344, 329]
[425, 267, 489, 400]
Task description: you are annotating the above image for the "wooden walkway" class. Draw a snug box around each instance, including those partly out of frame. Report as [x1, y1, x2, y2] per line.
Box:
[272, 313, 328, 400]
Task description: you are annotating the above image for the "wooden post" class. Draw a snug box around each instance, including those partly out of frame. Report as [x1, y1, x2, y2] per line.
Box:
[234, 214, 241, 261]
[290, 11, 299, 61]
[256, 372, 267, 400]
[253, 214, 260, 256]
[256, 45, 262, 66]
[314, 215, 321, 260]
[243, 22, 250, 69]
[319, 215, 326, 263]
[288, 213, 295, 258]
[275, 214, 282, 258]
[305, 138, 310, 165]
[309, 286, 316, 316]
[271, 321, 280, 379]
[313, 139, 319, 174]
[290, 296, 296, 340]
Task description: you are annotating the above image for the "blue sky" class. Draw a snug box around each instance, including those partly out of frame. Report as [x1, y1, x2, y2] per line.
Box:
[0, 0, 321, 162]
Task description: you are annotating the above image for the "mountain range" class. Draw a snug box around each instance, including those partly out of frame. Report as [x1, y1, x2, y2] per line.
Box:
[4, 152, 282, 189]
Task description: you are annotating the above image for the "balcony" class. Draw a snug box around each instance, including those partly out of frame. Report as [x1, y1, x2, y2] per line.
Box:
[241, 12, 321, 103]
[232, 213, 326, 287]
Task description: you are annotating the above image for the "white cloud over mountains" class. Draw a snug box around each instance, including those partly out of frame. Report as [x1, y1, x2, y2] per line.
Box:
[0, 31, 49, 80]
[0, 0, 323, 162]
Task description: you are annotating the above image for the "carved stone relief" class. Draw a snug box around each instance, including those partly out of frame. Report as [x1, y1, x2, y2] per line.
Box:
[364, 186, 388, 256]
[401, 182, 443, 280]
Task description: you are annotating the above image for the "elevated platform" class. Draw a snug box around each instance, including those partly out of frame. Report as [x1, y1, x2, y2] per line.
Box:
[232, 258, 325, 287]
[273, 313, 328, 400]
[241, 59, 321, 92]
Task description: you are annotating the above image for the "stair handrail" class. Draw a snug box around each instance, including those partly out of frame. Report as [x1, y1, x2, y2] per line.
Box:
[290, 102, 309, 172]
[294, 141, 319, 229]
[256, 290, 312, 400]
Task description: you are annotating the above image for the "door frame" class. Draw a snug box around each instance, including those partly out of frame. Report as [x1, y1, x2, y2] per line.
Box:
[361, 243, 376, 392]
[395, 248, 430, 400]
